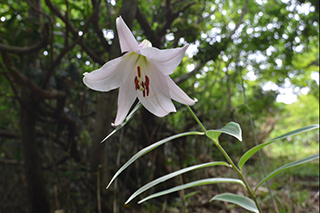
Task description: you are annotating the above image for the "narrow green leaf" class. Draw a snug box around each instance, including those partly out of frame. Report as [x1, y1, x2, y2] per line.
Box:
[101, 102, 142, 143]
[238, 124, 319, 170]
[268, 124, 319, 142]
[254, 154, 319, 193]
[106, 131, 204, 188]
[184, 191, 201, 200]
[125, 161, 230, 204]
[210, 193, 259, 213]
[206, 122, 242, 142]
[138, 178, 245, 204]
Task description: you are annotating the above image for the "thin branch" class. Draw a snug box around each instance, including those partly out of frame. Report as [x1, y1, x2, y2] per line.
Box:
[174, 61, 207, 84]
[1, 50, 66, 100]
[158, 2, 196, 37]
[91, 0, 111, 51]
[228, 0, 248, 39]
[136, 7, 157, 42]
[0, 130, 19, 139]
[44, 0, 105, 64]
[0, 41, 47, 54]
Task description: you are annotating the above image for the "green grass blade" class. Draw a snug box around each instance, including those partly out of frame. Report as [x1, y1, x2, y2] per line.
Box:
[206, 122, 242, 142]
[106, 131, 204, 188]
[254, 153, 319, 193]
[101, 102, 142, 143]
[238, 124, 319, 170]
[125, 161, 231, 204]
[210, 193, 259, 213]
[138, 178, 245, 204]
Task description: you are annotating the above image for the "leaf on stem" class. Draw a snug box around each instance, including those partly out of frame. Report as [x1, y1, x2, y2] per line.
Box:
[106, 131, 204, 188]
[210, 193, 259, 213]
[138, 178, 245, 204]
[125, 161, 231, 204]
[206, 122, 242, 143]
[238, 124, 319, 170]
[254, 153, 319, 193]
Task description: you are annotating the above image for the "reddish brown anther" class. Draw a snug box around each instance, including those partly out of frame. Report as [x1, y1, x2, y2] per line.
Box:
[134, 76, 139, 90]
[145, 75, 150, 96]
[141, 82, 146, 97]
[137, 66, 141, 77]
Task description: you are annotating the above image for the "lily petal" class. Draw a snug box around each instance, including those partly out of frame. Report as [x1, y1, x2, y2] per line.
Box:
[137, 64, 176, 117]
[83, 53, 138, 92]
[140, 44, 189, 75]
[113, 72, 137, 126]
[116, 16, 139, 53]
[166, 76, 196, 105]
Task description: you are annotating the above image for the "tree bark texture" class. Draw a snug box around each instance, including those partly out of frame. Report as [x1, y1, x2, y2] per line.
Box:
[20, 93, 50, 213]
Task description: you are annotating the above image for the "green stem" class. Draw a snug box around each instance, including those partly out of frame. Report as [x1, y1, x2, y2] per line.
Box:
[186, 105, 207, 133]
[186, 105, 262, 213]
[212, 139, 262, 213]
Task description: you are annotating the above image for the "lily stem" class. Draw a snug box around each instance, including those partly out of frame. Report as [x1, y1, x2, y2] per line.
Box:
[186, 105, 207, 133]
[210, 138, 262, 213]
[186, 105, 262, 213]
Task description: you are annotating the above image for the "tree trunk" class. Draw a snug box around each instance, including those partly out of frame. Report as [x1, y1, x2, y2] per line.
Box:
[89, 0, 138, 211]
[20, 94, 50, 213]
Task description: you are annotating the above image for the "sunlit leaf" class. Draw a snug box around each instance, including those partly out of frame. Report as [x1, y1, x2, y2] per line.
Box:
[206, 122, 242, 142]
[210, 193, 259, 213]
[238, 124, 319, 170]
[106, 131, 204, 188]
[138, 178, 245, 204]
[254, 153, 319, 193]
[125, 161, 230, 203]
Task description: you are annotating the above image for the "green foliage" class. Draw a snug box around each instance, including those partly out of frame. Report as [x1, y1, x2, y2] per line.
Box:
[138, 178, 245, 204]
[238, 124, 319, 170]
[125, 161, 230, 204]
[106, 131, 204, 189]
[206, 122, 243, 143]
[210, 193, 259, 213]
[255, 154, 319, 193]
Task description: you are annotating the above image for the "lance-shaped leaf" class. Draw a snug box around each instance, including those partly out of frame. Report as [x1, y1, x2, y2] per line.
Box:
[254, 153, 319, 193]
[101, 102, 142, 143]
[210, 193, 259, 213]
[238, 124, 319, 170]
[138, 178, 245, 204]
[125, 161, 231, 204]
[206, 122, 242, 143]
[106, 131, 204, 188]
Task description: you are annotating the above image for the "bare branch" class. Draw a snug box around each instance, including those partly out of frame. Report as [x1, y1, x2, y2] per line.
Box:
[1, 50, 66, 100]
[158, 2, 196, 37]
[0, 41, 46, 54]
[174, 61, 207, 84]
[44, 0, 105, 65]
[136, 7, 157, 42]
[0, 130, 19, 139]
[228, 0, 249, 39]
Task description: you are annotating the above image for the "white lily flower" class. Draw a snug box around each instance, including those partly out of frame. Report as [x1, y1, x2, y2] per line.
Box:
[83, 16, 196, 126]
